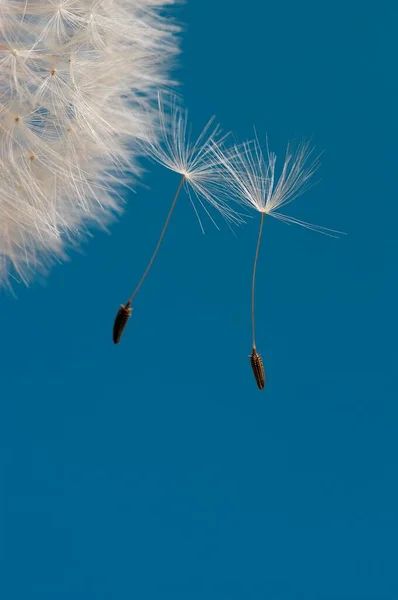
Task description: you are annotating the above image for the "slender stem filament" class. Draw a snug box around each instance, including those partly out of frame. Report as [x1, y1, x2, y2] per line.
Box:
[128, 175, 185, 304]
[251, 212, 265, 349]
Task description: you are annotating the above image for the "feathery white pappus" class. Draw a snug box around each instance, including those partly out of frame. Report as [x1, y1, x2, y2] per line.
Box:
[140, 92, 244, 231]
[214, 137, 327, 231]
[0, 0, 179, 286]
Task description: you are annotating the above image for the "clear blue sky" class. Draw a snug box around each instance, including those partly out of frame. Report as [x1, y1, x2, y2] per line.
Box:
[1, 1, 397, 598]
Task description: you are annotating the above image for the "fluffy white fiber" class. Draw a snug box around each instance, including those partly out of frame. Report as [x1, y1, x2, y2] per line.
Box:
[0, 0, 179, 285]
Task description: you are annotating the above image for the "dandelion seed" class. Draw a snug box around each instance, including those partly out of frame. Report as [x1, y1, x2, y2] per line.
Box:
[113, 301, 133, 345]
[113, 93, 241, 343]
[213, 135, 343, 389]
[249, 348, 265, 390]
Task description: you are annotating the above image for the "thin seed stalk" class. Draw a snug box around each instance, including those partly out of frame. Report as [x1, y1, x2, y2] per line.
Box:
[113, 175, 186, 345]
[249, 212, 266, 390]
[128, 174, 185, 304]
[251, 212, 265, 349]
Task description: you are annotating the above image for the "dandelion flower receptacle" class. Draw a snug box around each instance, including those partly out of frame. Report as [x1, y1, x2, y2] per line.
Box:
[113, 93, 242, 344]
[214, 135, 342, 390]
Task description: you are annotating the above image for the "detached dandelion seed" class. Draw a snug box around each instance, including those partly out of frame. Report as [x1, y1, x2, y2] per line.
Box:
[113, 93, 241, 344]
[214, 136, 342, 390]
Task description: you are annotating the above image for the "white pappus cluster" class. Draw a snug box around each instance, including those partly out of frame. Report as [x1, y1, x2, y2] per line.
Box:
[0, 0, 179, 285]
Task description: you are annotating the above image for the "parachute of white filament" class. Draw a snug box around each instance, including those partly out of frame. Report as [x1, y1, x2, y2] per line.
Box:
[0, 0, 179, 286]
[213, 136, 343, 237]
[140, 93, 244, 230]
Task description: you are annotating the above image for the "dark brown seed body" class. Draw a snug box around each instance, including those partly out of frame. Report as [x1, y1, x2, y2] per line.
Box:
[249, 348, 265, 390]
[113, 301, 133, 344]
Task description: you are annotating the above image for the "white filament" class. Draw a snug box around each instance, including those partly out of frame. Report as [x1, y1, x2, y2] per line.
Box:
[140, 92, 245, 231]
[213, 135, 343, 237]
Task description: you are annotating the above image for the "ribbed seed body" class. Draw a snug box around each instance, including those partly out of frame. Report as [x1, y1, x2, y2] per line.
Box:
[249, 348, 265, 390]
[113, 302, 133, 344]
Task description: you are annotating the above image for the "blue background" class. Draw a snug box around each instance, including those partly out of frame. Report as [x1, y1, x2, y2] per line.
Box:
[1, 1, 397, 598]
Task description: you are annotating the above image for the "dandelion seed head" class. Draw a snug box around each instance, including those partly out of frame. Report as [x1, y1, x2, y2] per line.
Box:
[0, 0, 180, 287]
